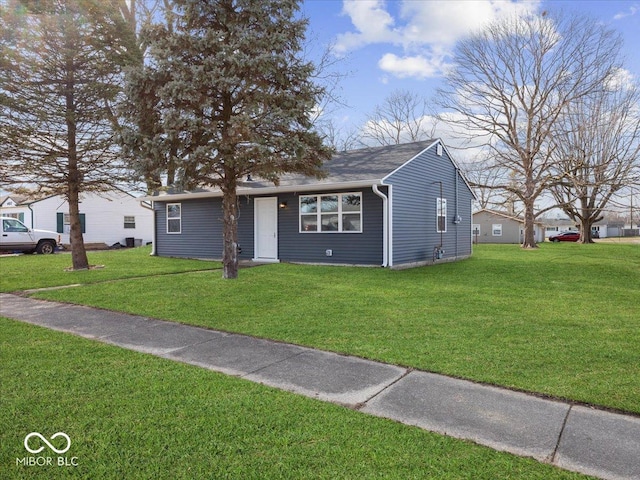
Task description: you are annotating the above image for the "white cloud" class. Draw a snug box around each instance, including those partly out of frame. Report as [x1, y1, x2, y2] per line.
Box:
[335, 0, 541, 79]
[613, 5, 638, 20]
[378, 53, 442, 79]
[605, 68, 637, 91]
[334, 0, 399, 54]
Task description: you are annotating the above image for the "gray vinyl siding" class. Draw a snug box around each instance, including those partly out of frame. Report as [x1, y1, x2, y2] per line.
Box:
[154, 189, 383, 265]
[154, 198, 254, 260]
[278, 188, 384, 265]
[151, 142, 473, 267]
[474, 213, 522, 244]
[386, 146, 473, 266]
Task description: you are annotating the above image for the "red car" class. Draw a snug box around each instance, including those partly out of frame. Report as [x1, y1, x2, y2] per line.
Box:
[549, 231, 580, 242]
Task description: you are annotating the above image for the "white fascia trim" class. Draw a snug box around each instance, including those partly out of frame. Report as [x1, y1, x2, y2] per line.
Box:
[139, 180, 381, 203]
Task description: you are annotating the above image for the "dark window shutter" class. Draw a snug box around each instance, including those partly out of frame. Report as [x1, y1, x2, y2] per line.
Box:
[56, 213, 63, 233]
[80, 214, 86, 233]
[18, 212, 24, 223]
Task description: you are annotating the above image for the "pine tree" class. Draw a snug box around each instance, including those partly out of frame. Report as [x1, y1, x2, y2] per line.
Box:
[0, 0, 133, 269]
[125, 0, 332, 279]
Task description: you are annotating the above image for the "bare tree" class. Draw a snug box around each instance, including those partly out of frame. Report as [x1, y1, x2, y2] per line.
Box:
[436, 11, 624, 248]
[318, 118, 362, 151]
[362, 89, 435, 146]
[550, 81, 640, 243]
[461, 152, 512, 211]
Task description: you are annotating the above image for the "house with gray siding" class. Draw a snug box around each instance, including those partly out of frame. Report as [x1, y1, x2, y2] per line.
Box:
[143, 140, 475, 268]
[473, 209, 545, 244]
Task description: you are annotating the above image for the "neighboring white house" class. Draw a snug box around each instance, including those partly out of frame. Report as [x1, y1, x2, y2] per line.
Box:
[0, 189, 153, 247]
[543, 218, 615, 239]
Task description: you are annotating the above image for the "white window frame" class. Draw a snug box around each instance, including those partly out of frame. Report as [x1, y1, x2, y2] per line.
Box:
[492, 223, 503, 236]
[124, 215, 136, 229]
[167, 203, 181, 234]
[436, 198, 447, 233]
[299, 192, 362, 233]
[63, 213, 71, 234]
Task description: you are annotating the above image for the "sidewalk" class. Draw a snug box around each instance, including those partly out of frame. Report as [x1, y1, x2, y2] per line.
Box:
[2, 292, 638, 480]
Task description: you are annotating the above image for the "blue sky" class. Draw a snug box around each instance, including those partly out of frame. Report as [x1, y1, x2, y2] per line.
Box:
[300, 0, 640, 140]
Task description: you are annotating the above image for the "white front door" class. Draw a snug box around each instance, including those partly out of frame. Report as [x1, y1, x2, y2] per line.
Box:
[254, 197, 278, 261]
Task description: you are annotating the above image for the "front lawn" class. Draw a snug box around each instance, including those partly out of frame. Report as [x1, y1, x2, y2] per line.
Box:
[0, 319, 590, 479]
[0, 246, 216, 292]
[6, 243, 640, 414]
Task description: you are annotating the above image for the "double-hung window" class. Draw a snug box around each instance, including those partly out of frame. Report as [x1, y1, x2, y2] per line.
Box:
[492, 224, 503, 236]
[57, 212, 85, 233]
[124, 216, 136, 229]
[436, 198, 447, 233]
[167, 203, 181, 234]
[300, 193, 362, 233]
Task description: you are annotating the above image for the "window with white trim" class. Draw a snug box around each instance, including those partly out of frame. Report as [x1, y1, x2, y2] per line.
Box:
[436, 198, 447, 233]
[63, 213, 71, 234]
[167, 203, 181, 234]
[299, 192, 362, 233]
[124, 216, 136, 229]
[492, 224, 503, 236]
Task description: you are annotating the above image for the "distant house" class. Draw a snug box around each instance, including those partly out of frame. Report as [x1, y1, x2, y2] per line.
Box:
[141, 140, 476, 268]
[0, 189, 153, 247]
[543, 218, 578, 238]
[543, 218, 622, 239]
[473, 209, 545, 244]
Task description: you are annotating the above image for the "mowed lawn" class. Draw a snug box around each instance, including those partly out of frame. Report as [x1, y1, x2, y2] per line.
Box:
[1, 319, 592, 480]
[0, 246, 216, 292]
[3, 243, 639, 415]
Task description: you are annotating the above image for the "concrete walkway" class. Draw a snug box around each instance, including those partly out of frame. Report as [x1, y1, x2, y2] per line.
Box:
[2, 292, 639, 480]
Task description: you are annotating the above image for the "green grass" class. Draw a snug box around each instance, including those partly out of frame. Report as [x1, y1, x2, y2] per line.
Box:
[1, 318, 592, 479]
[0, 246, 217, 292]
[4, 243, 639, 414]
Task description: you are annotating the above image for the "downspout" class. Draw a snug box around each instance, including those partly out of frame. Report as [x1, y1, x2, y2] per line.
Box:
[150, 202, 157, 256]
[387, 184, 393, 266]
[27, 203, 35, 228]
[455, 171, 459, 258]
[372, 184, 388, 267]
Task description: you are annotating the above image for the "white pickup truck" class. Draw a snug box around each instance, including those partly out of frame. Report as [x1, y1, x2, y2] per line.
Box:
[0, 217, 61, 254]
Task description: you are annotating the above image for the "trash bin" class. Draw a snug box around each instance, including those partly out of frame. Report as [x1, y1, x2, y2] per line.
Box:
[125, 237, 135, 248]
[134, 239, 142, 247]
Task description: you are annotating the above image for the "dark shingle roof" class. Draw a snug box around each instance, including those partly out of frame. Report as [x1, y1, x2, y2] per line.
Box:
[146, 140, 442, 200]
[243, 139, 437, 189]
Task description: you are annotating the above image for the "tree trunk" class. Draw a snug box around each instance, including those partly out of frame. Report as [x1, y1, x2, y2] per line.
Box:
[221, 179, 239, 279]
[579, 218, 595, 244]
[65, 43, 89, 271]
[68, 174, 89, 270]
[521, 200, 538, 248]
